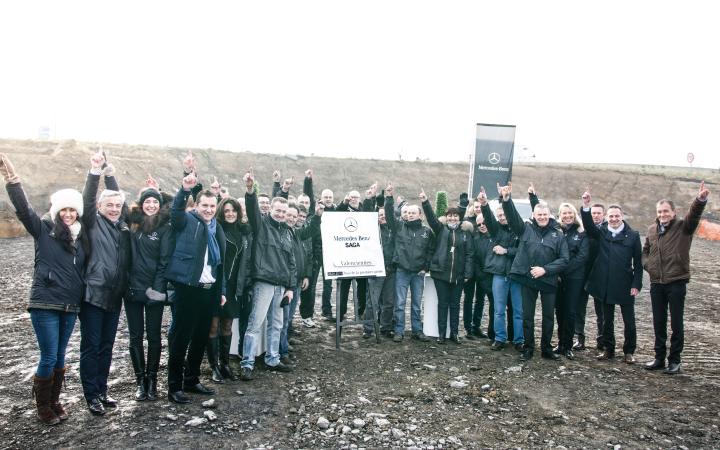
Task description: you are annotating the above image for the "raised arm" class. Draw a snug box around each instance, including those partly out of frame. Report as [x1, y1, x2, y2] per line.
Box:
[384, 183, 398, 231]
[244, 169, 262, 234]
[303, 169, 315, 212]
[420, 190, 442, 234]
[528, 182, 539, 211]
[171, 172, 198, 232]
[1, 154, 42, 238]
[499, 183, 525, 237]
[82, 152, 105, 228]
[580, 189, 601, 239]
[683, 181, 710, 234]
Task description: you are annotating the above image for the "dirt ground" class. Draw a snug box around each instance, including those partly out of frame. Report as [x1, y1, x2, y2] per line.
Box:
[0, 236, 719, 450]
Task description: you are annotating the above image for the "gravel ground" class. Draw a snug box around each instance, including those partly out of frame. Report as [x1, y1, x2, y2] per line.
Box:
[0, 236, 719, 449]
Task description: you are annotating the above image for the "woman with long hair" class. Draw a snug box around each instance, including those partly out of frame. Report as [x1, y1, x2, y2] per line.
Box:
[1, 153, 91, 425]
[125, 186, 173, 400]
[207, 198, 252, 382]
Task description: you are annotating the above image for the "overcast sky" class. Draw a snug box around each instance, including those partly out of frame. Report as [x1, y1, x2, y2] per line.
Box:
[1, 1, 718, 168]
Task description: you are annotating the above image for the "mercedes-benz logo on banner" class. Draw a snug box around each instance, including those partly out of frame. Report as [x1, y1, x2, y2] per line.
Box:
[344, 217, 359, 232]
[488, 152, 501, 165]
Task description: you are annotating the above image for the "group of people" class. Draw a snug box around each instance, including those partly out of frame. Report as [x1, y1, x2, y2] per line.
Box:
[0, 150, 710, 427]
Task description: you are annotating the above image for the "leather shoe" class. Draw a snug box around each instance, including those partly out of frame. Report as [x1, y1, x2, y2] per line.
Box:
[98, 393, 117, 408]
[436, 336, 446, 345]
[168, 390, 191, 404]
[553, 345, 563, 354]
[240, 367, 253, 381]
[465, 333, 477, 341]
[664, 362, 681, 374]
[520, 350, 533, 361]
[87, 398, 106, 416]
[645, 359, 666, 370]
[184, 382, 215, 395]
[449, 335, 462, 344]
[541, 352, 560, 361]
[623, 353, 636, 364]
[596, 351, 615, 361]
[490, 341, 505, 351]
[267, 362, 293, 373]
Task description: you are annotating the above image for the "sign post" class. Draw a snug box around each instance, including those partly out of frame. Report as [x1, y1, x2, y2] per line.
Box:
[320, 212, 385, 348]
[468, 123, 516, 197]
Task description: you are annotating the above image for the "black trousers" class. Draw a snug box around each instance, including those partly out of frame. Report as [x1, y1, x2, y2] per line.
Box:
[321, 268, 334, 316]
[79, 302, 121, 402]
[236, 291, 252, 355]
[555, 277, 585, 350]
[650, 281, 686, 364]
[602, 301, 637, 355]
[167, 283, 217, 392]
[521, 286, 556, 355]
[462, 277, 494, 334]
[124, 298, 164, 377]
[300, 266, 321, 319]
[575, 288, 605, 346]
[435, 279, 464, 337]
[339, 278, 367, 321]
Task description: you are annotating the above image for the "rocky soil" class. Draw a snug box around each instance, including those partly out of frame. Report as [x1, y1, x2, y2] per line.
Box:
[1, 236, 719, 449]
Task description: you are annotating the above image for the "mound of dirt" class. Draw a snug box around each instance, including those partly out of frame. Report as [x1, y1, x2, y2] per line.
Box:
[1, 138, 718, 237]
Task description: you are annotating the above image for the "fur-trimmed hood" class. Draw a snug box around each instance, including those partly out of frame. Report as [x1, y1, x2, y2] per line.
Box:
[438, 215, 474, 232]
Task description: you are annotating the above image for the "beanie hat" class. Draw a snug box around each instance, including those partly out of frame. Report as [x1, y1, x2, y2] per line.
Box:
[49, 189, 84, 222]
[139, 188, 163, 206]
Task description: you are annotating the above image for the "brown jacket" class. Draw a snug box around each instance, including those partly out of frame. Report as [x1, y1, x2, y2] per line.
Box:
[642, 198, 706, 284]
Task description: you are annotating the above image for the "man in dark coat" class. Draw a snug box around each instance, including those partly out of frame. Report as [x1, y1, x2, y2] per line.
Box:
[80, 153, 131, 416]
[501, 183, 569, 361]
[642, 182, 710, 374]
[165, 172, 227, 404]
[581, 190, 643, 364]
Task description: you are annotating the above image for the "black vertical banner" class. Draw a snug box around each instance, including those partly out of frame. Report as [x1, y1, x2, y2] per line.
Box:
[467, 123, 515, 197]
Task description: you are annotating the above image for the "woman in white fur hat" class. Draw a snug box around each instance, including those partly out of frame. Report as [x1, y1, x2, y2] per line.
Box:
[0, 153, 91, 426]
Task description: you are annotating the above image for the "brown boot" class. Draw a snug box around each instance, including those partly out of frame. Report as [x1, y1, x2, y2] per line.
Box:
[32, 375, 60, 425]
[51, 368, 69, 420]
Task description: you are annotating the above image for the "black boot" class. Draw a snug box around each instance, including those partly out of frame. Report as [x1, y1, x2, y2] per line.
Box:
[146, 373, 158, 401]
[146, 341, 161, 401]
[129, 343, 147, 401]
[206, 337, 224, 384]
[134, 375, 148, 401]
[219, 335, 238, 381]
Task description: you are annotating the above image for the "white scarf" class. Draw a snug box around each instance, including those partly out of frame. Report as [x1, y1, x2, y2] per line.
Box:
[608, 222, 624, 237]
[68, 221, 82, 242]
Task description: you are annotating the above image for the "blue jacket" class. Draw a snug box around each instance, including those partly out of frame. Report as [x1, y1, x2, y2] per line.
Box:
[165, 188, 226, 295]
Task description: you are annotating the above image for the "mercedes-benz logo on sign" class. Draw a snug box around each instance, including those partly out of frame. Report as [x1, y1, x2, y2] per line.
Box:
[488, 152, 501, 165]
[344, 217, 359, 232]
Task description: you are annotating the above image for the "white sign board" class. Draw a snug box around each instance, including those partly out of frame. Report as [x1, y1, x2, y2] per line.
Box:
[321, 212, 386, 279]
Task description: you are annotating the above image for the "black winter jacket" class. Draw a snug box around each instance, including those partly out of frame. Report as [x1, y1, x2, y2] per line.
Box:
[362, 197, 395, 272]
[472, 229, 494, 280]
[246, 191, 297, 287]
[83, 173, 131, 312]
[221, 222, 253, 300]
[503, 197, 569, 292]
[480, 203, 518, 276]
[7, 182, 89, 313]
[127, 206, 174, 300]
[384, 196, 434, 273]
[559, 223, 589, 280]
[422, 200, 474, 284]
[581, 209, 643, 305]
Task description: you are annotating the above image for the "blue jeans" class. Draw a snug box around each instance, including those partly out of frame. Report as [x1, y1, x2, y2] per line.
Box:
[280, 286, 300, 358]
[242, 282, 284, 369]
[30, 309, 77, 378]
[394, 268, 425, 336]
[492, 275, 524, 344]
[79, 302, 121, 401]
